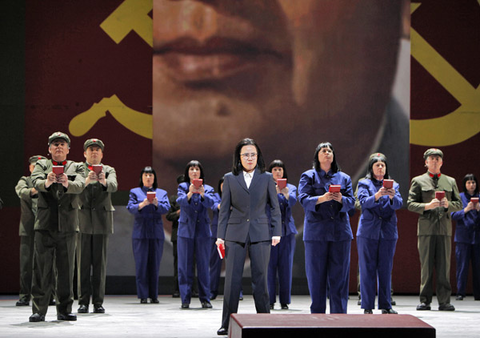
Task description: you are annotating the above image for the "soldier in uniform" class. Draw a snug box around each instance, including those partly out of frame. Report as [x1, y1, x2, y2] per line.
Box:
[15, 155, 46, 306]
[77, 138, 117, 314]
[29, 132, 85, 322]
[407, 148, 462, 312]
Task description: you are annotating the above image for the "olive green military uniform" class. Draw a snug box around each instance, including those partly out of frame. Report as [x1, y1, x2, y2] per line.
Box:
[407, 172, 462, 305]
[77, 160, 117, 310]
[31, 158, 85, 317]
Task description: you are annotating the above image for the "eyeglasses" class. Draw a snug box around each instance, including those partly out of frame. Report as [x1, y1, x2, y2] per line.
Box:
[241, 153, 258, 159]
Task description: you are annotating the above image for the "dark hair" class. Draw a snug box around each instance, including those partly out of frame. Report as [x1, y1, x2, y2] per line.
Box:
[366, 153, 390, 180]
[183, 160, 205, 184]
[176, 174, 185, 185]
[313, 142, 340, 173]
[217, 176, 225, 197]
[267, 159, 288, 179]
[139, 166, 157, 189]
[463, 173, 479, 195]
[232, 138, 266, 175]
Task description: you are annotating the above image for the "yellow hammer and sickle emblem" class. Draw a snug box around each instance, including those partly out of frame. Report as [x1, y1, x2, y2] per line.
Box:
[410, 3, 480, 146]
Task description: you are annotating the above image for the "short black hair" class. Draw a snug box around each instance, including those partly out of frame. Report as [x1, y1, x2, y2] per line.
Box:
[232, 138, 266, 175]
[139, 166, 158, 189]
[267, 159, 288, 179]
[366, 153, 390, 180]
[463, 173, 479, 195]
[217, 176, 225, 197]
[183, 160, 205, 184]
[313, 142, 340, 173]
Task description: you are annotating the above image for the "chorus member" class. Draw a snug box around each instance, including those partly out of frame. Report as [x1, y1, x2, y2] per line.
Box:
[267, 160, 297, 310]
[176, 160, 214, 309]
[127, 166, 170, 304]
[77, 139, 117, 314]
[30, 132, 85, 322]
[451, 174, 480, 301]
[356, 153, 402, 314]
[209, 177, 224, 300]
[15, 155, 46, 307]
[407, 148, 462, 311]
[216, 138, 281, 336]
[298, 142, 355, 314]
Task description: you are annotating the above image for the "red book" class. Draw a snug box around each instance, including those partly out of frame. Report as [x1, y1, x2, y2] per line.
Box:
[277, 178, 287, 190]
[52, 166, 64, 175]
[329, 185, 341, 193]
[383, 179, 394, 189]
[435, 191, 445, 200]
[147, 191, 156, 201]
[217, 243, 225, 259]
[192, 178, 203, 190]
[92, 164, 103, 175]
[471, 197, 479, 205]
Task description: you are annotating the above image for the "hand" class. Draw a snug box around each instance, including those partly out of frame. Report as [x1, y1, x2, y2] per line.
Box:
[86, 171, 97, 186]
[317, 192, 334, 204]
[57, 173, 69, 188]
[30, 187, 38, 196]
[97, 172, 107, 186]
[138, 198, 150, 210]
[425, 198, 441, 210]
[280, 186, 289, 199]
[440, 197, 449, 208]
[272, 236, 281, 246]
[151, 197, 159, 207]
[331, 192, 343, 203]
[45, 172, 57, 188]
[464, 201, 474, 213]
[216, 238, 225, 246]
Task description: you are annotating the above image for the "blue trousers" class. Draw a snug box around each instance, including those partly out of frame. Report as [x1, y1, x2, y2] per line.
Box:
[455, 242, 480, 299]
[132, 238, 163, 299]
[209, 237, 223, 298]
[268, 233, 295, 305]
[357, 237, 397, 309]
[304, 240, 351, 313]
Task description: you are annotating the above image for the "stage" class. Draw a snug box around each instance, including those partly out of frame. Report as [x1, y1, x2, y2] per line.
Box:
[0, 295, 478, 338]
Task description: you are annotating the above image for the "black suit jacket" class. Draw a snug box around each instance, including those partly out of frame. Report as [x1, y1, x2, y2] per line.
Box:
[218, 168, 281, 243]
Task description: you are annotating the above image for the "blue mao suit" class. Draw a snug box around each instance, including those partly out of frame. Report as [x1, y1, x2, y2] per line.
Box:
[298, 169, 355, 313]
[176, 182, 215, 305]
[209, 192, 222, 299]
[127, 187, 170, 300]
[267, 183, 298, 306]
[451, 192, 480, 299]
[356, 178, 402, 310]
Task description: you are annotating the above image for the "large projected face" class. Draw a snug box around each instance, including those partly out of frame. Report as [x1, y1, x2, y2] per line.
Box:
[152, 0, 402, 182]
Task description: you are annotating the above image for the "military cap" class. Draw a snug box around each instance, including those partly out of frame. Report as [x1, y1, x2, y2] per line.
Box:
[48, 131, 71, 146]
[83, 138, 105, 151]
[369, 152, 387, 161]
[423, 148, 443, 159]
[29, 155, 47, 164]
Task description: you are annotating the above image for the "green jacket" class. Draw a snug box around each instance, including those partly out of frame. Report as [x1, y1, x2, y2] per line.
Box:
[78, 163, 117, 234]
[32, 159, 85, 232]
[15, 175, 37, 236]
[407, 172, 462, 236]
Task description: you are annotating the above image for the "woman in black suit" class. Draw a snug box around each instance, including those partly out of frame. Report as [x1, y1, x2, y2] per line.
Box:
[216, 138, 282, 335]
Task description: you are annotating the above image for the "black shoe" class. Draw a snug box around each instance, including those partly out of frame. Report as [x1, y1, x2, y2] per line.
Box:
[57, 313, 77, 321]
[94, 305, 105, 313]
[16, 299, 29, 306]
[150, 299, 159, 304]
[181, 303, 189, 309]
[281, 304, 289, 310]
[357, 299, 362, 306]
[416, 302, 431, 311]
[77, 305, 89, 313]
[270, 304, 274, 310]
[140, 298, 148, 304]
[201, 301, 212, 308]
[210, 294, 217, 300]
[456, 295, 464, 301]
[49, 298, 56, 306]
[29, 313, 45, 322]
[438, 303, 455, 311]
[217, 327, 228, 335]
[364, 309, 373, 314]
[381, 308, 398, 314]
[172, 291, 180, 298]
[391, 299, 396, 306]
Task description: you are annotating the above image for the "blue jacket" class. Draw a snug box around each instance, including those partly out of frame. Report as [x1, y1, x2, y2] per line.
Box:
[176, 182, 214, 238]
[356, 178, 402, 240]
[298, 169, 355, 241]
[452, 192, 480, 244]
[267, 183, 298, 237]
[126, 187, 170, 239]
[210, 192, 221, 238]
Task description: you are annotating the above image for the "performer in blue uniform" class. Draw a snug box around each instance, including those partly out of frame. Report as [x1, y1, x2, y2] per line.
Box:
[127, 166, 170, 304]
[209, 177, 224, 300]
[267, 159, 297, 310]
[176, 160, 214, 309]
[298, 142, 355, 314]
[356, 153, 402, 314]
[451, 174, 480, 301]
